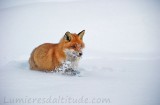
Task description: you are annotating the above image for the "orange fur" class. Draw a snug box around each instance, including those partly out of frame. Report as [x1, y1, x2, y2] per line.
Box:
[29, 30, 85, 71]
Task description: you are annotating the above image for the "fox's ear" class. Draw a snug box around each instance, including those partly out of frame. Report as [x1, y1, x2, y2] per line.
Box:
[64, 31, 71, 42]
[78, 30, 85, 40]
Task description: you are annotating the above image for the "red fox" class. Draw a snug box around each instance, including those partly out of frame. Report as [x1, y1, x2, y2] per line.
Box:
[29, 30, 85, 75]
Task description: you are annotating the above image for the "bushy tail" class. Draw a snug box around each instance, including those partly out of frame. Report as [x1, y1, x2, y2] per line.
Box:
[29, 48, 37, 70]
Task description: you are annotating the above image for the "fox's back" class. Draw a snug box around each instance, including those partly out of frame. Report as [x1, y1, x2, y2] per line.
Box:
[34, 43, 57, 58]
[30, 43, 59, 70]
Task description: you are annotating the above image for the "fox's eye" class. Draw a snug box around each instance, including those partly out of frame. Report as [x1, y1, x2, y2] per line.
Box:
[71, 46, 76, 49]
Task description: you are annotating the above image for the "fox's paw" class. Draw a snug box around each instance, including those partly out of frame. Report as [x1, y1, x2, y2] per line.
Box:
[63, 68, 80, 76]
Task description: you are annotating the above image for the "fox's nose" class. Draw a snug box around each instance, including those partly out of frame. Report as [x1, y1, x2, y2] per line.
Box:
[79, 52, 83, 56]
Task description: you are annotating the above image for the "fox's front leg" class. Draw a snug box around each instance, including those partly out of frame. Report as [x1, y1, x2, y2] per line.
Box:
[64, 60, 80, 76]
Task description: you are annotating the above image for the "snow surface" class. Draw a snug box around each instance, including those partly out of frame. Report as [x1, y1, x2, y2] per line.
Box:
[0, 0, 160, 105]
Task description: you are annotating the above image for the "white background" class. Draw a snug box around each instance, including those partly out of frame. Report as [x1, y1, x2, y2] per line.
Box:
[0, 0, 160, 105]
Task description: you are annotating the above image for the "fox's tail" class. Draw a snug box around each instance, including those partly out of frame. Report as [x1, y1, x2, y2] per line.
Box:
[29, 48, 37, 70]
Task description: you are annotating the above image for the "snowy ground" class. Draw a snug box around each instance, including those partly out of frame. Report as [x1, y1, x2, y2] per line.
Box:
[0, 0, 160, 105]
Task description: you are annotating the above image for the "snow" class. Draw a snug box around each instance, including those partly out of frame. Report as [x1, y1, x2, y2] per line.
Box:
[0, 0, 160, 105]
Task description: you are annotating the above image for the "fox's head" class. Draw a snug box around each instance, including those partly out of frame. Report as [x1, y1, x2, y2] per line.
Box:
[60, 30, 85, 60]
